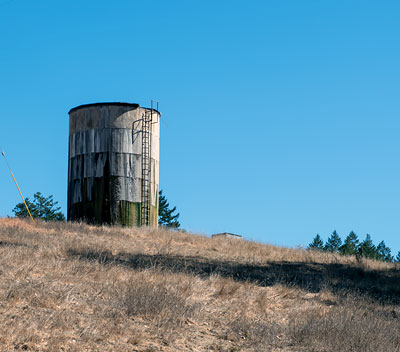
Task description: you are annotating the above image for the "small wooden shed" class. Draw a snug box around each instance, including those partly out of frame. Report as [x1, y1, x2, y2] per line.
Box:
[211, 232, 242, 240]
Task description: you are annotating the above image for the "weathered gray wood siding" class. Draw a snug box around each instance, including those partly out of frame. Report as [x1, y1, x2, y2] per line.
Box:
[67, 103, 160, 226]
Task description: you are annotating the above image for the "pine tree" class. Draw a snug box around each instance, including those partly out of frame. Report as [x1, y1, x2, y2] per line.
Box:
[358, 234, 377, 259]
[324, 231, 342, 252]
[339, 231, 359, 256]
[376, 241, 393, 262]
[158, 190, 180, 228]
[13, 192, 65, 221]
[396, 251, 400, 263]
[308, 234, 324, 250]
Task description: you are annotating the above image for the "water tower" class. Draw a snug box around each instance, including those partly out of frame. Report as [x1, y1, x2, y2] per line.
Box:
[67, 102, 160, 226]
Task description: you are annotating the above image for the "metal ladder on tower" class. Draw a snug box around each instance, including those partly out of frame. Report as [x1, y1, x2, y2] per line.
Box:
[132, 100, 159, 226]
[141, 109, 151, 226]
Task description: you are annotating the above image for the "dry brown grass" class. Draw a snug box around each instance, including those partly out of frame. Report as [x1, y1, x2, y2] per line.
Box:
[0, 218, 399, 351]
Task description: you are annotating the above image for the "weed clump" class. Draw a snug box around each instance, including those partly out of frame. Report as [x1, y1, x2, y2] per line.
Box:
[288, 296, 400, 352]
[119, 272, 198, 330]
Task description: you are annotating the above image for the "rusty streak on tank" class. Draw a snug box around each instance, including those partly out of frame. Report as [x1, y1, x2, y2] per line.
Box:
[67, 102, 160, 226]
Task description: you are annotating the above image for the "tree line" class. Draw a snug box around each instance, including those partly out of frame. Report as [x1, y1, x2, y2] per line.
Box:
[309, 231, 400, 263]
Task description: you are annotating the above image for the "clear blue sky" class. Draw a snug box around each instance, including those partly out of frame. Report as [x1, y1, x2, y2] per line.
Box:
[1, 0, 400, 254]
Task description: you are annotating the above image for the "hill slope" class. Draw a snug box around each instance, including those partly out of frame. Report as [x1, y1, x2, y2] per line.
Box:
[0, 218, 399, 351]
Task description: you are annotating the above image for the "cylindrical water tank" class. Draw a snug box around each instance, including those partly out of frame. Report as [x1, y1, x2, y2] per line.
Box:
[67, 102, 160, 226]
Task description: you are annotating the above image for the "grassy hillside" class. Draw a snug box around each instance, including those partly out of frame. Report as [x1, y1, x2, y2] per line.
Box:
[0, 218, 399, 351]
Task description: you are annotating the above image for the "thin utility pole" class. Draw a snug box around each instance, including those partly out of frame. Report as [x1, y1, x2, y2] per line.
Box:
[1, 148, 35, 224]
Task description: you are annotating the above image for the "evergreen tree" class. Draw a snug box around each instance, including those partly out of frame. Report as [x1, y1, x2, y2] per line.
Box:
[339, 231, 359, 256]
[308, 234, 324, 250]
[13, 192, 65, 221]
[158, 189, 180, 228]
[376, 241, 393, 262]
[324, 230, 342, 252]
[396, 251, 400, 263]
[358, 234, 377, 259]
